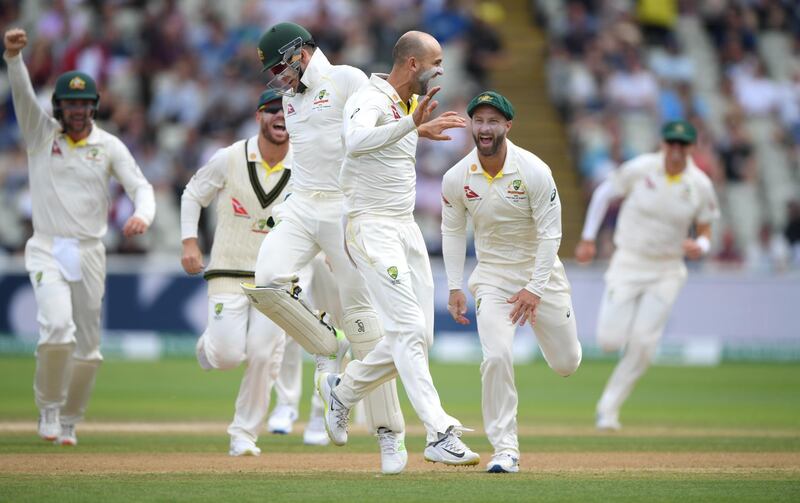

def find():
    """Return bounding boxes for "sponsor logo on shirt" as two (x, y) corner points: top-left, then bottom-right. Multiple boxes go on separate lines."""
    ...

(442, 194), (452, 207)
(464, 185), (481, 200)
(231, 197), (250, 218)
(550, 187), (557, 202)
(51, 141), (63, 157)
(645, 176), (656, 189)
(390, 104), (401, 120)
(286, 103), (296, 116)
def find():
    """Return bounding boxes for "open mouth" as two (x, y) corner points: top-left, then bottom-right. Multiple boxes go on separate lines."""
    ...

(478, 134), (493, 147)
(272, 122), (286, 131)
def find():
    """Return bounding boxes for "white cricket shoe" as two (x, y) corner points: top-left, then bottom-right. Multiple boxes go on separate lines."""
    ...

(486, 452), (519, 473)
(596, 413), (622, 431)
(377, 427), (407, 475)
(267, 404), (298, 435)
(316, 372), (349, 446)
(303, 414), (330, 446)
(38, 407), (60, 441)
(195, 337), (212, 371)
(229, 437), (261, 457)
(56, 423), (77, 446)
(423, 426), (480, 466)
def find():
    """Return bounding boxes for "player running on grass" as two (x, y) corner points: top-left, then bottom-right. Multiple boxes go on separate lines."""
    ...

(441, 91), (582, 473)
(575, 120), (719, 431)
(4, 28), (155, 447)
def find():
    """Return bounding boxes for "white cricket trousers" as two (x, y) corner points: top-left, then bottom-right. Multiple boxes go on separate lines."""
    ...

(255, 191), (372, 316)
(199, 292), (286, 443)
(26, 233), (105, 425)
(471, 264), (582, 456)
(595, 250), (687, 421)
(337, 215), (458, 442)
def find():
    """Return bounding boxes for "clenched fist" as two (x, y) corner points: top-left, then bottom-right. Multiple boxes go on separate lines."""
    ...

(4, 28), (28, 58)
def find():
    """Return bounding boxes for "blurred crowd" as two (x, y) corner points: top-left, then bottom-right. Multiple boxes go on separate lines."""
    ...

(540, 0), (800, 270)
(0, 0), (504, 256)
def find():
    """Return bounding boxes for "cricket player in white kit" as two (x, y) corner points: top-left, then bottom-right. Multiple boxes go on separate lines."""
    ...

(317, 31), (481, 467)
(4, 29), (156, 446)
(181, 90), (299, 456)
(575, 120), (720, 430)
(248, 22), (406, 474)
(442, 91), (582, 473)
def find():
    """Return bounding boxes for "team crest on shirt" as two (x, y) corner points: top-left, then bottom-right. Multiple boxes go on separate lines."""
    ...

(85, 146), (104, 163)
(387, 265), (401, 285)
(464, 185), (481, 200)
(476, 297), (482, 315)
(505, 179), (527, 202)
(231, 197), (250, 218)
(251, 218), (271, 234)
(35, 271), (43, 285)
(312, 89), (332, 111)
(214, 303), (224, 320)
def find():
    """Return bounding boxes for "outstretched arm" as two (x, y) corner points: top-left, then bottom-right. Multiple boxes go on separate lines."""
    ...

(3, 28), (58, 152)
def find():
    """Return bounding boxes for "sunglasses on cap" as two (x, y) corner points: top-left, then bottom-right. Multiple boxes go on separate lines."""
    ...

(258, 103), (283, 114)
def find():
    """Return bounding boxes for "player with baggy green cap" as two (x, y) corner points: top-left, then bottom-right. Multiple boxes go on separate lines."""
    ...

(3, 27), (155, 448)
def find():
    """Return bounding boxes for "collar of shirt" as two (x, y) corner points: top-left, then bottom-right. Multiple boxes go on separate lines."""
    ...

(300, 49), (333, 90)
(656, 150), (699, 184)
(369, 73), (418, 114)
(246, 135), (286, 175)
(467, 139), (518, 182)
(61, 123), (100, 149)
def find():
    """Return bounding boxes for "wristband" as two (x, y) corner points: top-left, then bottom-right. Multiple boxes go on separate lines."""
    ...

(696, 236), (710, 255)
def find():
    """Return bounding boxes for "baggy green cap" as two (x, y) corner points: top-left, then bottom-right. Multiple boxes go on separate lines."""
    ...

(257, 89), (283, 110)
(467, 90), (514, 120)
(52, 71), (99, 102)
(257, 22), (314, 72)
(661, 120), (697, 144)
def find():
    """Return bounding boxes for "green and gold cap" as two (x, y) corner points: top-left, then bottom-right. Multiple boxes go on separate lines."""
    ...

(257, 89), (282, 110)
(661, 120), (697, 144)
(52, 71), (99, 102)
(467, 91), (514, 120)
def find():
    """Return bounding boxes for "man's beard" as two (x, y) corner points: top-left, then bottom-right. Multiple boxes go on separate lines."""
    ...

(415, 67), (439, 95)
(473, 130), (506, 156)
(262, 123), (288, 145)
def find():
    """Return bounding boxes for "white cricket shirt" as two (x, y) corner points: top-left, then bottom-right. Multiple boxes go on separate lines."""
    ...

(441, 141), (564, 297)
(610, 152), (719, 260)
(5, 53), (155, 240)
(340, 73), (419, 218)
(282, 49), (367, 192)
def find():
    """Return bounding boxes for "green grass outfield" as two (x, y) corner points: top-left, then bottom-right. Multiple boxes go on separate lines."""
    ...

(0, 356), (798, 502)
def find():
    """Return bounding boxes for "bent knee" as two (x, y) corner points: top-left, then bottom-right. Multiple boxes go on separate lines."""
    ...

(207, 346), (246, 370)
(38, 318), (76, 346)
(549, 349), (582, 377)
